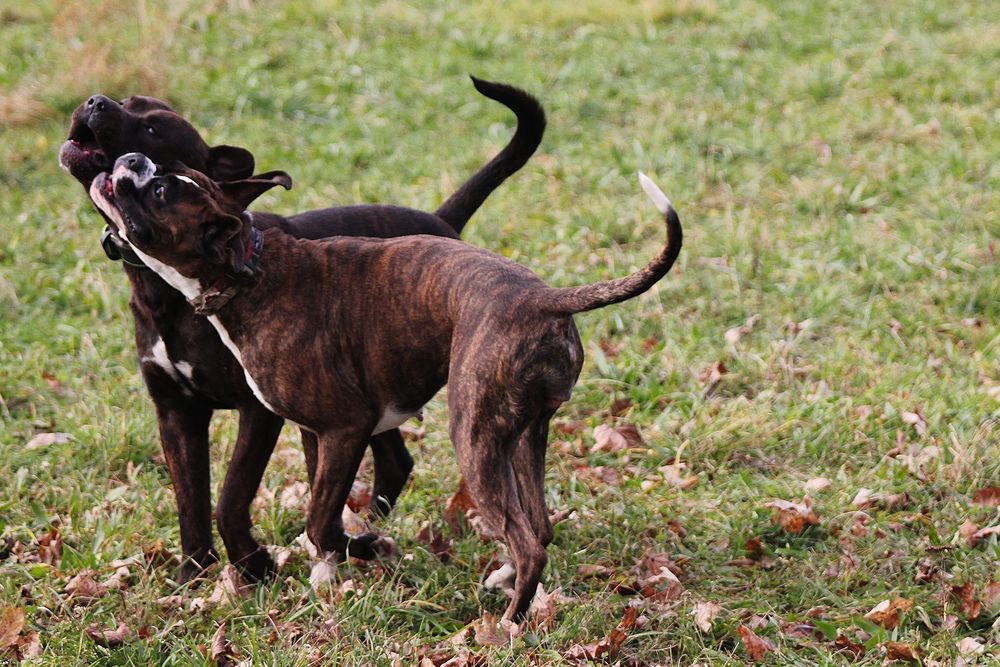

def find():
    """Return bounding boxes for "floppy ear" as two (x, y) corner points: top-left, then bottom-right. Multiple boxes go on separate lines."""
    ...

(200, 213), (245, 275)
(217, 171), (293, 210)
(206, 145), (256, 181)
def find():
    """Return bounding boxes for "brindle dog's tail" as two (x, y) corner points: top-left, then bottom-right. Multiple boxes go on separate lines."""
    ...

(543, 174), (682, 314)
(434, 77), (546, 234)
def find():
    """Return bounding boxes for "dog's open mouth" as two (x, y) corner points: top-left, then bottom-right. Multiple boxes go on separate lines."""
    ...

(67, 121), (107, 163)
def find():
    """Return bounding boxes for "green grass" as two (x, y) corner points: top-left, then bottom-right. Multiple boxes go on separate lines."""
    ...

(2, 0), (1000, 663)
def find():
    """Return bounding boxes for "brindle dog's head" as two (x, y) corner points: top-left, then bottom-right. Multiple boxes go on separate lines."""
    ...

(59, 94), (256, 189)
(89, 153), (290, 285)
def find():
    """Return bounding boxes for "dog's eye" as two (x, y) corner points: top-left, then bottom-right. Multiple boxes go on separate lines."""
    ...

(146, 125), (157, 137)
(154, 184), (165, 200)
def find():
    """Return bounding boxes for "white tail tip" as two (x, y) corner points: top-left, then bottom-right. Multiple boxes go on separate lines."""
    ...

(638, 172), (672, 215)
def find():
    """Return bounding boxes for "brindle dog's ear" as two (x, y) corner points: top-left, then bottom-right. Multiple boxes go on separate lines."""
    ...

(218, 171), (292, 210)
(201, 213), (244, 275)
(206, 145), (256, 181)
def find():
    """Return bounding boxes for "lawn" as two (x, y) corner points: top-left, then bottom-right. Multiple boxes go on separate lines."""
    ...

(1, 0), (999, 664)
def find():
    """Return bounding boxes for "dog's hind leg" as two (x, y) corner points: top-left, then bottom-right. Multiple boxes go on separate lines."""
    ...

(511, 414), (554, 547)
(448, 391), (547, 623)
(217, 403), (285, 581)
(369, 429), (414, 517)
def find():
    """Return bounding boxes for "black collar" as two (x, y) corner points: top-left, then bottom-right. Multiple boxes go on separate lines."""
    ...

(189, 226), (263, 316)
(101, 226), (149, 269)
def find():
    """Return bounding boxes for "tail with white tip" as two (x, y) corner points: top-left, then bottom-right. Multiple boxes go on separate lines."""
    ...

(543, 173), (682, 314)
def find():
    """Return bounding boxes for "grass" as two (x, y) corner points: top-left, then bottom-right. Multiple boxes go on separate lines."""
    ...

(1, 0), (999, 663)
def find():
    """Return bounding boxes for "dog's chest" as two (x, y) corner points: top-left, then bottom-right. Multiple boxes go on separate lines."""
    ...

(140, 337), (199, 395)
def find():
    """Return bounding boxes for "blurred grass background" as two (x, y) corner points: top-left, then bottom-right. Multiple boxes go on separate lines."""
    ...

(1, 0), (999, 663)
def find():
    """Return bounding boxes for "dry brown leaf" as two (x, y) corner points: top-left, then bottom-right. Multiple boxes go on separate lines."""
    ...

(864, 597), (913, 629)
(834, 634), (865, 658)
(956, 636), (985, 658)
(415, 522), (453, 562)
(210, 622), (239, 666)
(65, 572), (107, 603)
(973, 487), (1000, 507)
(737, 624), (776, 662)
(959, 519), (980, 546)
(278, 480), (309, 510)
(529, 584), (571, 625)
(659, 462), (699, 489)
(592, 423), (643, 453)
(443, 479), (476, 532)
(25, 432), (72, 451)
(578, 564), (610, 578)
(952, 582), (981, 619)
(881, 641), (919, 662)
(0, 607), (25, 649)
(37, 527), (63, 566)
(85, 622), (131, 648)
(346, 480), (372, 513)
(724, 314), (759, 346)
(692, 601), (721, 633)
(900, 409), (927, 436)
(764, 497), (820, 534)
(852, 488), (910, 511)
(699, 361), (728, 396)
(804, 478), (832, 493)
(472, 613), (508, 647)
(973, 525), (1000, 544)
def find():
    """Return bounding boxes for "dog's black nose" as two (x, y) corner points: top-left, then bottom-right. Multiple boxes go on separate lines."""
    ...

(87, 94), (112, 113)
(126, 156), (139, 168)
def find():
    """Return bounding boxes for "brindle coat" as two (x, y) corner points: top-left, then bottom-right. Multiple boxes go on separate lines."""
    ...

(58, 78), (545, 582)
(91, 153), (682, 622)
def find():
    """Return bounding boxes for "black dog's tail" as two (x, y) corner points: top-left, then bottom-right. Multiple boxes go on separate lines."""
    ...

(543, 174), (682, 315)
(433, 76), (546, 234)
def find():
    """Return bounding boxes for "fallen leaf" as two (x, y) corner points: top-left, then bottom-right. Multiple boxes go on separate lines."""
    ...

(900, 409), (927, 437)
(959, 519), (980, 546)
(692, 601), (721, 633)
(443, 479), (476, 532)
(16, 631), (41, 659)
(578, 564), (610, 578)
(952, 582), (981, 619)
(0, 607), (25, 648)
(764, 497), (820, 534)
(833, 634), (865, 658)
(737, 624), (776, 662)
(699, 361), (728, 396)
(279, 480), (309, 510)
(659, 461), (699, 489)
(973, 487), (1000, 507)
(852, 488), (910, 511)
(956, 636), (985, 657)
(346, 480), (372, 513)
(592, 423), (643, 453)
(37, 527), (62, 566)
(804, 478), (832, 493)
(724, 314), (760, 346)
(85, 622), (131, 648)
(529, 584), (571, 624)
(881, 641), (919, 662)
(472, 613), (508, 647)
(210, 622), (239, 666)
(25, 432), (72, 451)
(65, 572), (107, 603)
(415, 522), (453, 562)
(864, 597), (913, 629)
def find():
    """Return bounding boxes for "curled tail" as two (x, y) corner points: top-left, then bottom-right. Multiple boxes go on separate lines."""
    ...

(544, 174), (682, 314)
(434, 76), (546, 234)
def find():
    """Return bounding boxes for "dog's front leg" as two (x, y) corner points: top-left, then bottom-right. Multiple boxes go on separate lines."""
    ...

(369, 429), (414, 516)
(216, 402), (285, 581)
(306, 423), (395, 584)
(147, 390), (217, 583)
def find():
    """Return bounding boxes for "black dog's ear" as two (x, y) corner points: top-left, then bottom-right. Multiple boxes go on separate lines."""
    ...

(207, 145), (256, 182)
(201, 213), (244, 274)
(218, 171), (292, 209)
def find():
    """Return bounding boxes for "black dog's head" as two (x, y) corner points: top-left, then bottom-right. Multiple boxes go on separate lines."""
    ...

(59, 94), (256, 188)
(89, 153), (291, 283)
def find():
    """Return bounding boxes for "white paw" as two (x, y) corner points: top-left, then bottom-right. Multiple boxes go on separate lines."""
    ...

(483, 562), (516, 593)
(309, 553), (338, 590)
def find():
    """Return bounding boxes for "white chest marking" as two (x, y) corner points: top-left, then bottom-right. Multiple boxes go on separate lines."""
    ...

(142, 338), (195, 392)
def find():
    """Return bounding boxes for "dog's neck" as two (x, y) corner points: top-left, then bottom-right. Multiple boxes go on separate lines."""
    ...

(188, 222), (264, 315)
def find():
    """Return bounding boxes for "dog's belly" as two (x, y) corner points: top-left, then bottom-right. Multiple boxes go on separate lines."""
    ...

(372, 407), (420, 435)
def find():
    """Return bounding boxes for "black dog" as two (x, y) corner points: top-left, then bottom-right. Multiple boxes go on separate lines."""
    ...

(59, 78), (545, 582)
(91, 153), (680, 621)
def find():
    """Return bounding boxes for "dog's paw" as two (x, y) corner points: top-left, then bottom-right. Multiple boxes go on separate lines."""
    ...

(309, 553), (339, 591)
(176, 549), (220, 585)
(235, 546), (275, 583)
(344, 532), (397, 560)
(483, 562), (517, 593)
